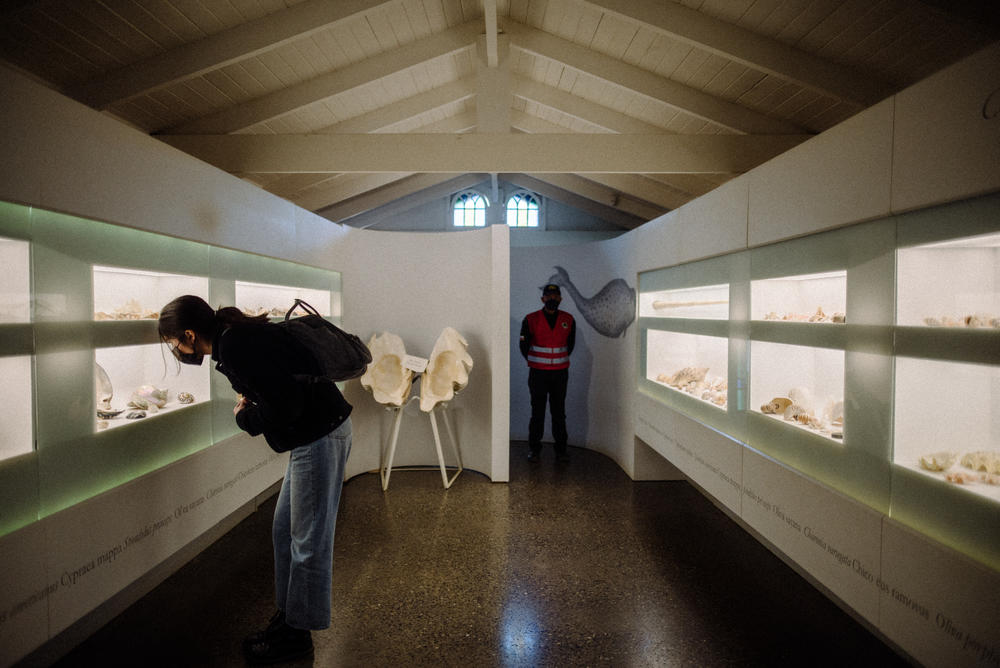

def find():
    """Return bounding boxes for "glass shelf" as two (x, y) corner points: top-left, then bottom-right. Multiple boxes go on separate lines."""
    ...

(235, 280), (332, 318)
(94, 344), (210, 432)
(751, 270), (846, 323)
(645, 330), (729, 409)
(897, 230), (1000, 329)
(1, 237), (30, 323)
(894, 357), (1000, 503)
(0, 355), (33, 460)
(93, 266), (208, 321)
(638, 283), (729, 320)
(750, 341), (845, 443)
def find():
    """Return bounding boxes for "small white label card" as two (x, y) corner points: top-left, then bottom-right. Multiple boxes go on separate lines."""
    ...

(403, 355), (428, 373)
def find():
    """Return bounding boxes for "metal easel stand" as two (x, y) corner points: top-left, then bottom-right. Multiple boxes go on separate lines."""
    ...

(379, 396), (463, 491)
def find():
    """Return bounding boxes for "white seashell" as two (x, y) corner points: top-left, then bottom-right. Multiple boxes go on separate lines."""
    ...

(131, 385), (168, 408)
(359, 332), (413, 406)
(960, 451), (1000, 475)
(919, 451), (956, 472)
(783, 403), (812, 421)
(125, 410), (146, 419)
(419, 327), (473, 412)
(177, 392), (195, 404)
(787, 387), (814, 411)
(823, 399), (844, 424)
(808, 306), (827, 323)
(761, 397), (792, 414)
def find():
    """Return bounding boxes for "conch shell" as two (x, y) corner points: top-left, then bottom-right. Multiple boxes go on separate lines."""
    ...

(359, 332), (413, 406)
(760, 397), (792, 414)
(419, 327), (473, 412)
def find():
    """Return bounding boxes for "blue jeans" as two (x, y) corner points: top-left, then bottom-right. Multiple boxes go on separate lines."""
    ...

(272, 418), (352, 630)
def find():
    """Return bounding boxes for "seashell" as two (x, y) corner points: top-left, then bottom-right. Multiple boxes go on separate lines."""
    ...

(923, 316), (941, 327)
(359, 332), (413, 406)
(667, 367), (708, 388)
(177, 392), (195, 404)
(97, 420), (109, 430)
(981, 473), (1000, 486)
(129, 398), (149, 410)
(940, 316), (961, 327)
(126, 411), (146, 419)
(95, 363), (114, 406)
(919, 451), (956, 472)
(97, 408), (124, 419)
(783, 403), (812, 421)
(831, 312), (846, 323)
(131, 385), (168, 409)
(960, 451), (1000, 475)
(764, 311), (780, 320)
(945, 471), (977, 485)
(808, 306), (827, 323)
(787, 387), (814, 411)
(419, 327), (473, 412)
(760, 397), (792, 414)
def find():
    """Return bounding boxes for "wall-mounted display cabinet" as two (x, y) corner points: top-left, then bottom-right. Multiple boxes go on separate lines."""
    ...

(0, 201), (340, 537)
(637, 192), (1000, 570)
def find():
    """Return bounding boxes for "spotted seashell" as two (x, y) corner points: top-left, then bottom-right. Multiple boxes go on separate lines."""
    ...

(177, 392), (195, 404)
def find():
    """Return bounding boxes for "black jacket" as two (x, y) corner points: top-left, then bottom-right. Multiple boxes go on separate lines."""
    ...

(212, 322), (352, 453)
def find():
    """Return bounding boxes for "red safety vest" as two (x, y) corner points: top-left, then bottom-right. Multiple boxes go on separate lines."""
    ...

(526, 309), (573, 370)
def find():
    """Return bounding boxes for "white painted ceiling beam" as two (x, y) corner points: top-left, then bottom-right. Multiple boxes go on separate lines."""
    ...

(164, 21), (481, 134)
(583, 173), (689, 210)
(476, 36), (512, 133)
(159, 132), (809, 173)
(76, 0), (394, 109)
(502, 173), (647, 230)
(294, 172), (416, 211)
(484, 0), (499, 68)
(583, 0), (887, 107)
(513, 76), (670, 134)
(316, 78), (476, 135)
(317, 173), (486, 224)
(504, 20), (805, 135)
(521, 173), (665, 224)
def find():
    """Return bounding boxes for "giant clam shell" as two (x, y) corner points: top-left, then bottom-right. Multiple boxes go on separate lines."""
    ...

(419, 327), (473, 412)
(359, 332), (413, 406)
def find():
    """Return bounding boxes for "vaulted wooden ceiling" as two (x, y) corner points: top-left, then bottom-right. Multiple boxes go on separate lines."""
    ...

(2, 0), (997, 229)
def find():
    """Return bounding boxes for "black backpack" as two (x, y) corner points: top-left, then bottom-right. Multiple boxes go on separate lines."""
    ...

(278, 299), (372, 381)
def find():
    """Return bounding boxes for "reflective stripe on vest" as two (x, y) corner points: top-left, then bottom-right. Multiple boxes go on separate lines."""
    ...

(525, 309), (572, 370)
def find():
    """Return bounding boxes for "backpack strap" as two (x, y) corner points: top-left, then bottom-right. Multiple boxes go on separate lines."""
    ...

(285, 299), (320, 320)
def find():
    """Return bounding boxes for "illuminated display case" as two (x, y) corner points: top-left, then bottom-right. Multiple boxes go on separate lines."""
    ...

(236, 280), (333, 319)
(638, 253), (749, 438)
(751, 271), (846, 323)
(0, 202), (342, 537)
(890, 194), (1000, 568)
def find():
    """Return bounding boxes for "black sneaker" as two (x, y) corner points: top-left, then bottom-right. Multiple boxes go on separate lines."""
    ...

(244, 623), (313, 665)
(527, 452), (540, 462)
(243, 609), (286, 653)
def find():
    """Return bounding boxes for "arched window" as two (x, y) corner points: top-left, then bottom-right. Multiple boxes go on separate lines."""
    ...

(506, 191), (540, 228)
(452, 191), (489, 227)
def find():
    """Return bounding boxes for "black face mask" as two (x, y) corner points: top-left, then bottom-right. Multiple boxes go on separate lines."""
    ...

(544, 298), (560, 311)
(174, 349), (205, 366)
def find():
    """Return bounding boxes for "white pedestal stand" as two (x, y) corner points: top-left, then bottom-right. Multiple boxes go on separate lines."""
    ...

(379, 395), (463, 491)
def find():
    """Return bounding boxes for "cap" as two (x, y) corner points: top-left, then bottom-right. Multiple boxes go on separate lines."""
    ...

(541, 283), (561, 295)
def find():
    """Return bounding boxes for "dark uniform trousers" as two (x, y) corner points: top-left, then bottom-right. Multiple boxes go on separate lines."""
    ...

(528, 367), (569, 455)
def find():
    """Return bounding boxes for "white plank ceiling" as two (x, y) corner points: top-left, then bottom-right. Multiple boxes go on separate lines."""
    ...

(1, 0), (997, 228)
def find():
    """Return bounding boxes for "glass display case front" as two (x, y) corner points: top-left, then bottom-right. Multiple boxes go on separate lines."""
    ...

(646, 330), (729, 408)
(94, 345), (211, 432)
(750, 341), (844, 442)
(93, 266), (207, 321)
(638, 283), (729, 320)
(1, 237), (30, 323)
(897, 231), (1000, 329)
(235, 280), (332, 318)
(0, 356), (33, 460)
(751, 271), (846, 323)
(894, 357), (999, 501)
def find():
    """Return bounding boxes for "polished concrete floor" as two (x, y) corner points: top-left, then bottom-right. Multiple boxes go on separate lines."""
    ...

(50, 443), (907, 667)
